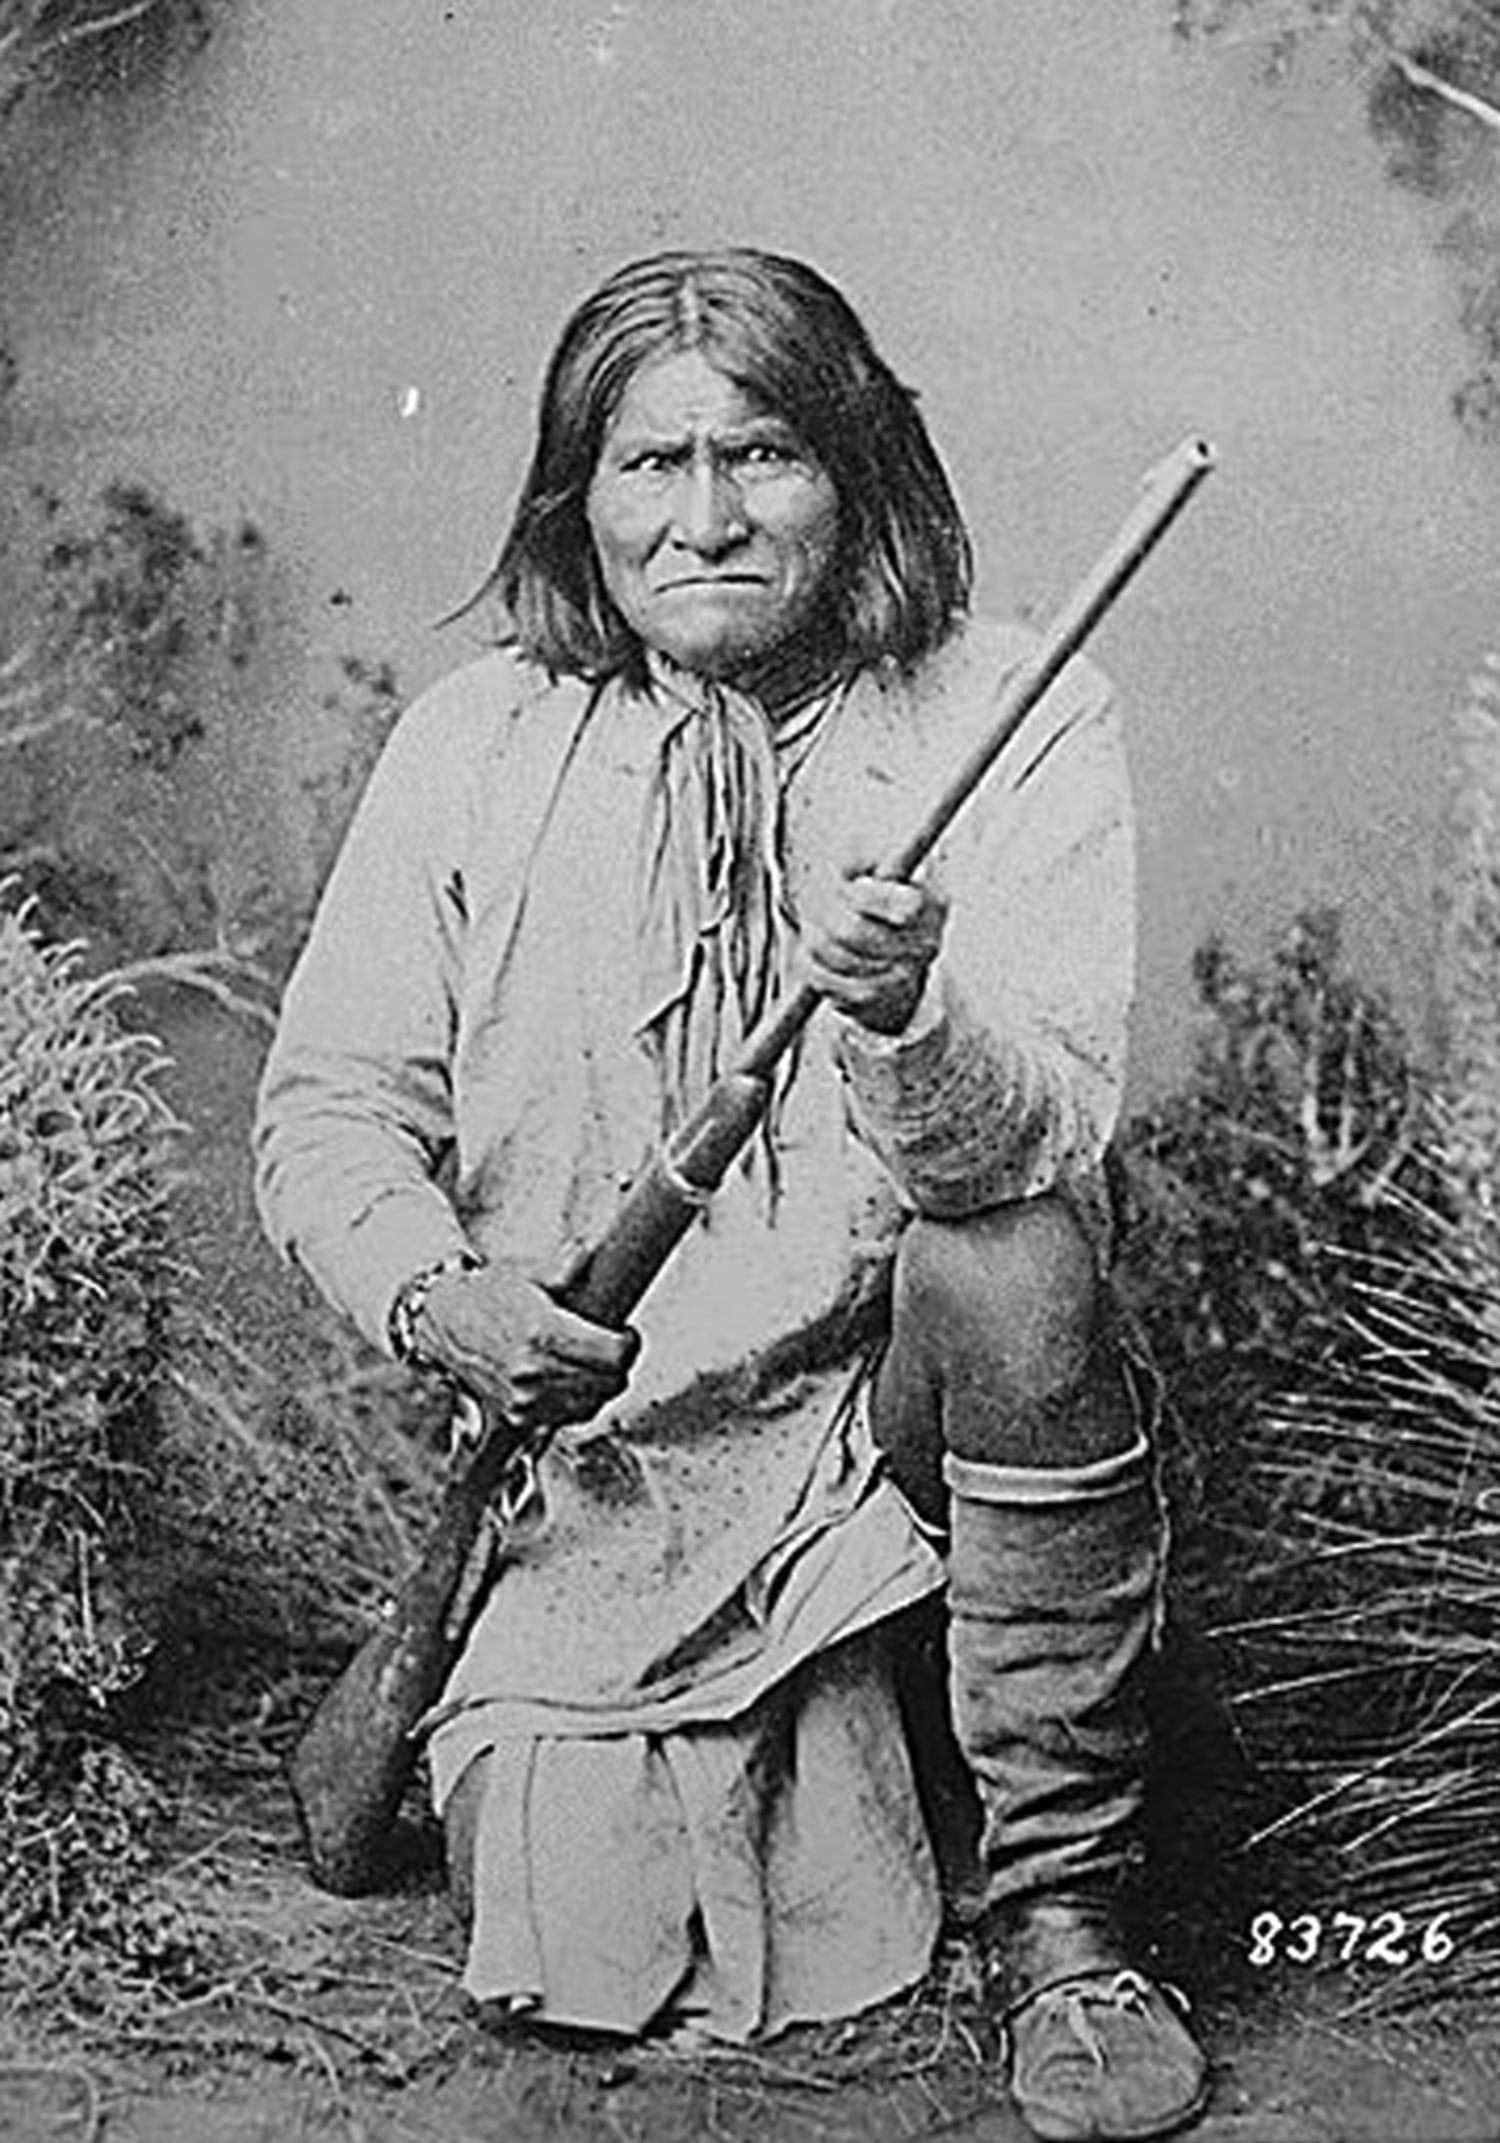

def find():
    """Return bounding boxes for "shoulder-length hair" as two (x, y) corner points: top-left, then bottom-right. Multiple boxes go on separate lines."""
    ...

(466, 247), (973, 683)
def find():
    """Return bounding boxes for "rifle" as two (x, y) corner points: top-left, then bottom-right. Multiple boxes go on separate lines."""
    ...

(287, 436), (1216, 1895)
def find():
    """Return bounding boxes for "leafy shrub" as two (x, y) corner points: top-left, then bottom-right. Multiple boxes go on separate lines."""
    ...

(0, 471), (423, 1650)
(0, 893), (180, 1935)
(1115, 905), (1435, 1611)
(1108, 907), (1464, 1972)
(1119, 910), (1422, 1403)
(1183, 655), (1500, 1986)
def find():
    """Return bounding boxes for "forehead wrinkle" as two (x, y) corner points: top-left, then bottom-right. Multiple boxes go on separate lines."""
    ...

(604, 354), (790, 451)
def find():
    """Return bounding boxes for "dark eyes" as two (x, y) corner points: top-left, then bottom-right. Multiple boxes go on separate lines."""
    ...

(735, 440), (797, 469)
(620, 448), (682, 475)
(619, 440), (802, 476)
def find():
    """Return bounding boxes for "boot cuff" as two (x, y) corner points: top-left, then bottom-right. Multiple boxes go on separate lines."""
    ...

(943, 1434), (1150, 1507)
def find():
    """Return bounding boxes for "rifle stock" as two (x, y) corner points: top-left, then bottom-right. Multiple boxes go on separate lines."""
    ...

(287, 437), (1216, 1895)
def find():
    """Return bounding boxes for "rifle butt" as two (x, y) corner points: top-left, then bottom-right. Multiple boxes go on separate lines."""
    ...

(287, 1448), (510, 1894)
(287, 1621), (436, 1896)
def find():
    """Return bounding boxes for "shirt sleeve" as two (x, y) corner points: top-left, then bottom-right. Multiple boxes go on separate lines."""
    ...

(833, 654), (1134, 1219)
(252, 676), (491, 1353)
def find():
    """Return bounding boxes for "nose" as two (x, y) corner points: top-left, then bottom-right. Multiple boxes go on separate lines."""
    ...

(674, 456), (746, 553)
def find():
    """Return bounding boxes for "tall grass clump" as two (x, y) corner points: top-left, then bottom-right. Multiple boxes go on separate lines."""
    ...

(1180, 655), (1500, 2005)
(1116, 905), (1428, 1581)
(1208, 1153), (1500, 1998)
(0, 892), (180, 1945)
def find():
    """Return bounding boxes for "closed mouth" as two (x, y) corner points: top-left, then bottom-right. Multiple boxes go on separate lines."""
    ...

(658, 573), (769, 590)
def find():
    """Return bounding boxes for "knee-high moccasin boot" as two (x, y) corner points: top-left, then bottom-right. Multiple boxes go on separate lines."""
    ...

(945, 1437), (1208, 2142)
(945, 1434), (1160, 1918)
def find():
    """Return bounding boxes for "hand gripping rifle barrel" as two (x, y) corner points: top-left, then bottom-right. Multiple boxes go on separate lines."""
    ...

(286, 435), (1216, 1895)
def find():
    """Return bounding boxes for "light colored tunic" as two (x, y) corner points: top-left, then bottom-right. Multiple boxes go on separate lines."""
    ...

(253, 617), (1134, 2040)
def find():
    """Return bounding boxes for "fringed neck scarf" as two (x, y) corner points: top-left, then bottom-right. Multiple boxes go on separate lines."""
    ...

(634, 659), (837, 1214)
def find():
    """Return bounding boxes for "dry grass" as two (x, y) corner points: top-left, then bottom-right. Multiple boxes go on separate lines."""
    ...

(1223, 1170), (1500, 1989)
(1196, 653), (1500, 2007)
(151, 1310), (451, 1654)
(0, 1651), (1000, 2143)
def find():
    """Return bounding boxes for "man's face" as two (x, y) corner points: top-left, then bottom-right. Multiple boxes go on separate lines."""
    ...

(585, 349), (841, 679)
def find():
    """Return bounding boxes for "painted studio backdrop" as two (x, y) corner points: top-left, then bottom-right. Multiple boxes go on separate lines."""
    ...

(14, 6), (1500, 2132)
(4, 3), (1493, 1097)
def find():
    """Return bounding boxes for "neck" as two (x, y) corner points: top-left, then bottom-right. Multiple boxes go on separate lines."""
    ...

(642, 619), (846, 726)
(730, 619), (847, 724)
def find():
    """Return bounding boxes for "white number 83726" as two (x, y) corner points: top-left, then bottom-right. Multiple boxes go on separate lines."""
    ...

(1247, 1910), (1456, 1969)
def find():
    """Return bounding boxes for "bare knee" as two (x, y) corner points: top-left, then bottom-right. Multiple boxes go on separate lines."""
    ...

(894, 1194), (1101, 1392)
(884, 1195), (1137, 1472)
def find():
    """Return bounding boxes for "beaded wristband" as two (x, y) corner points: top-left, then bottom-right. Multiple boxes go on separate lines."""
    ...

(387, 1249), (485, 1366)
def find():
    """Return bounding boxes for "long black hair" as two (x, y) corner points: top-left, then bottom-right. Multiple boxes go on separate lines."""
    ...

(467, 247), (973, 683)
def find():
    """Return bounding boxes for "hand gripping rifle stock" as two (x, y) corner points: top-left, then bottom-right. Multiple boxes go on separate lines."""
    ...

(286, 436), (1216, 1895)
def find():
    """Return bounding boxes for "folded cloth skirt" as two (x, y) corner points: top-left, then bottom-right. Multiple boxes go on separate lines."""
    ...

(426, 1362), (948, 2042)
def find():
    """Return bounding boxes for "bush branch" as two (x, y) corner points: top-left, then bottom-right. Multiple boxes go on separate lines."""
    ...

(87, 949), (280, 1032)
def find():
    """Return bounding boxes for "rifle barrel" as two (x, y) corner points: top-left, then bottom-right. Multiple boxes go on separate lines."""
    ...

(735, 435), (1216, 1082)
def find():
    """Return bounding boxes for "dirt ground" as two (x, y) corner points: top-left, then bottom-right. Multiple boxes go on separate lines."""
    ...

(5, 1651), (1500, 2143)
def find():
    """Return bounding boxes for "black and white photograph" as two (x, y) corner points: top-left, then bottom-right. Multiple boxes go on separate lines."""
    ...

(3, 6), (1500, 2139)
